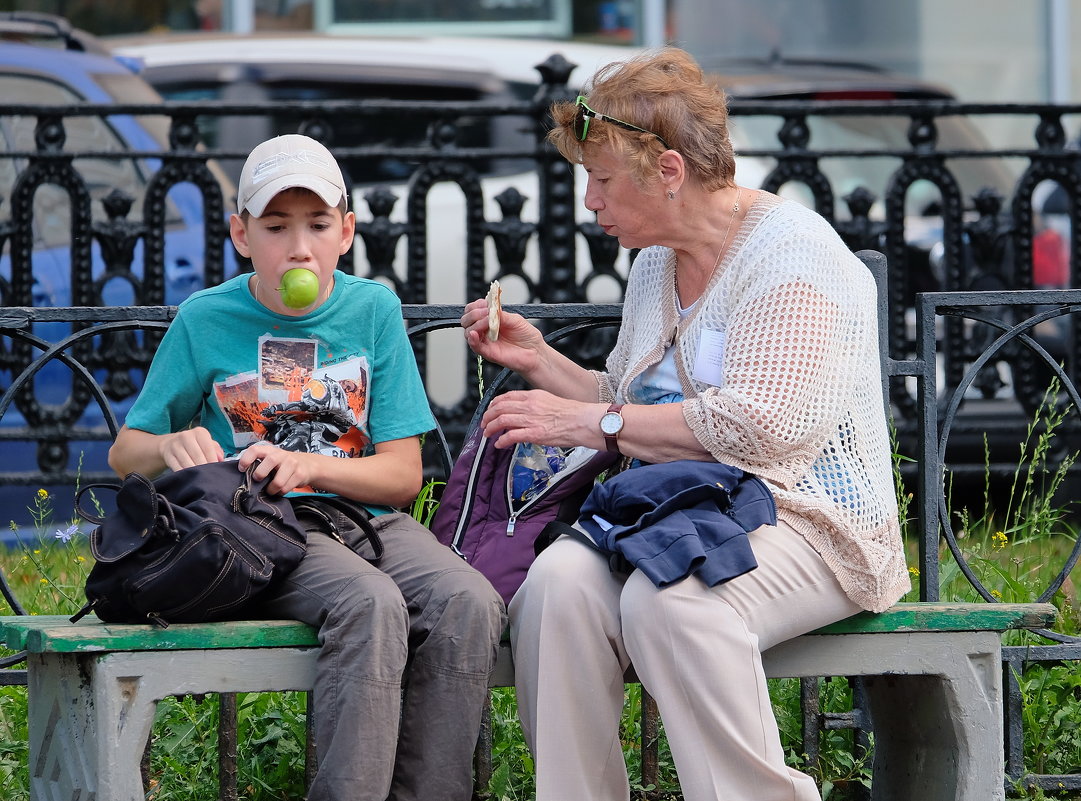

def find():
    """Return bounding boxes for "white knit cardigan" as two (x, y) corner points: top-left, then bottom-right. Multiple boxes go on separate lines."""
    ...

(594, 193), (910, 612)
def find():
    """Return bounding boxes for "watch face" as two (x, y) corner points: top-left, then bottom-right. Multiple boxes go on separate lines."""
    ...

(600, 411), (623, 435)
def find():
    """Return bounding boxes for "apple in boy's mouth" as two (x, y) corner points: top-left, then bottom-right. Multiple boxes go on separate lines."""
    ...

(278, 268), (320, 309)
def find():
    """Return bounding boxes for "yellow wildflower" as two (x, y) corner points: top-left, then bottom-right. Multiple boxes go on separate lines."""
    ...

(36, 489), (48, 500)
(908, 566), (920, 577)
(991, 589), (1002, 599)
(992, 531), (1008, 550)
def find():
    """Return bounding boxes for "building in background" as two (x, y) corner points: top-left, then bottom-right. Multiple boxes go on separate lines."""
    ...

(672, 0), (1078, 147)
(0, 0), (633, 40)
(2, 0), (1078, 130)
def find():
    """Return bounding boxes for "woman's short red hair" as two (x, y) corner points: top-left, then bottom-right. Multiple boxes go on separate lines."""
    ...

(548, 47), (736, 192)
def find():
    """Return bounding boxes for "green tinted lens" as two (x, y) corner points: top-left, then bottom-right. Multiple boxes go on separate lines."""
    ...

(573, 96), (591, 141)
(575, 108), (590, 140)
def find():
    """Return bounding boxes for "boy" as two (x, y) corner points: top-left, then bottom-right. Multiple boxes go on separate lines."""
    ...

(109, 134), (506, 801)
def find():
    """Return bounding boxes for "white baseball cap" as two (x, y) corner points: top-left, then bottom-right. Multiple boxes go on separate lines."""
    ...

(237, 134), (347, 217)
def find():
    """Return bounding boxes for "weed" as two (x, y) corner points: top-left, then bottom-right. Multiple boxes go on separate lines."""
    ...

(409, 477), (444, 528)
(3, 385), (1081, 798)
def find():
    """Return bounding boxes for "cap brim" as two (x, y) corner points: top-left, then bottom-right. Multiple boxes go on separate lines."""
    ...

(240, 174), (344, 217)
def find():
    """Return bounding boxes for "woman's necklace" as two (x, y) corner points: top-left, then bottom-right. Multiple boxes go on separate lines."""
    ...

(673, 186), (742, 308)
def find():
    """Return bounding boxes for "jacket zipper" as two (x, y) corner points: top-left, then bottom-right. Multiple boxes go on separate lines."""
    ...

(450, 432), (490, 555)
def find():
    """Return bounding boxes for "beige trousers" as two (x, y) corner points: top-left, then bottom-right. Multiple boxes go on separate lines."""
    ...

(508, 520), (862, 801)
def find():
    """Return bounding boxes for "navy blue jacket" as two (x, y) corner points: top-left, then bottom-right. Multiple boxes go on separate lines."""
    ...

(578, 461), (775, 588)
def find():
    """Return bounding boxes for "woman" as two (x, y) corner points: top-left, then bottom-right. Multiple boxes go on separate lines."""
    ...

(459, 47), (908, 801)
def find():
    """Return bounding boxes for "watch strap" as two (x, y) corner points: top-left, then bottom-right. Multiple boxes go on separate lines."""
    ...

(603, 403), (624, 454)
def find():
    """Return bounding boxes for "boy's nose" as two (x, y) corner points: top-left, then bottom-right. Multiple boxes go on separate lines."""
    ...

(288, 232), (314, 259)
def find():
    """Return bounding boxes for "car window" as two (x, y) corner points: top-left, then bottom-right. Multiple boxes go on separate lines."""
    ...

(0, 71), (184, 250)
(94, 68), (176, 146)
(148, 72), (533, 184)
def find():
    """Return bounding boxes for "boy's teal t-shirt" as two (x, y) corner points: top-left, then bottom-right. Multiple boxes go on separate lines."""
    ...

(125, 271), (435, 498)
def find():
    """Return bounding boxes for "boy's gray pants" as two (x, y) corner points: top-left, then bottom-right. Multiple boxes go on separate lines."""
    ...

(259, 508), (506, 801)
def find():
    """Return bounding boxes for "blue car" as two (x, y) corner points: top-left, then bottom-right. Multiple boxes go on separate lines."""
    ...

(0, 15), (236, 534)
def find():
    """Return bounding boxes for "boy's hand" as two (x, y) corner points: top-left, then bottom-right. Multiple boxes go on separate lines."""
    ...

(238, 443), (313, 495)
(161, 427), (224, 471)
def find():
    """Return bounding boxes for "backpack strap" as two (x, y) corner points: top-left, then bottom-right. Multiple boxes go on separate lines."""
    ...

(74, 482), (121, 525)
(69, 598), (97, 624)
(536, 520), (632, 576)
(290, 496), (384, 564)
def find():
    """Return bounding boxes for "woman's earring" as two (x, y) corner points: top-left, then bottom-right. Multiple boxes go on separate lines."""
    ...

(667, 190), (675, 200)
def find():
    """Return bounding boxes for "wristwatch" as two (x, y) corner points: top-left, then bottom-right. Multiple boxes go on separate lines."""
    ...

(599, 403), (625, 454)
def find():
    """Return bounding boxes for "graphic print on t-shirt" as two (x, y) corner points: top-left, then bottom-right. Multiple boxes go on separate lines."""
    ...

(213, 371), (266, 440)
(258, 335), (318, 405)
(212, 333), (371, 459)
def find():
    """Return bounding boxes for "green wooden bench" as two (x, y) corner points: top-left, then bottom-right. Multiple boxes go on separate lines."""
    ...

(0, 258), (1071, 799)
(0, 602), (1055, 801)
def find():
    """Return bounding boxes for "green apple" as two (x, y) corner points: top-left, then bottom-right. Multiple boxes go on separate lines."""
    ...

(277, 268), (320, 309)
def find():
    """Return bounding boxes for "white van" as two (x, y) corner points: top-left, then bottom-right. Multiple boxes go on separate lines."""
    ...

(106, 35), (641, 291)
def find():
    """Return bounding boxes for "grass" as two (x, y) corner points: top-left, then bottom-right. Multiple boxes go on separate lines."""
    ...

(3, 393), (1081, 800)
(911, 386), (1081, 632)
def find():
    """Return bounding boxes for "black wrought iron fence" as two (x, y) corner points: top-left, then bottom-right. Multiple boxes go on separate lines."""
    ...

(3, 291), (1081, 796)
(2, 53), (1081, 488)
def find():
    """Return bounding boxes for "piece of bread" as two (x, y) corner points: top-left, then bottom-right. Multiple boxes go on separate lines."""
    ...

(486, 279), (502, 341)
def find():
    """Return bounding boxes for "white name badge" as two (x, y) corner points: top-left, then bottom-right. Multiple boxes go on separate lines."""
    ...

(691, 328), (726, 387)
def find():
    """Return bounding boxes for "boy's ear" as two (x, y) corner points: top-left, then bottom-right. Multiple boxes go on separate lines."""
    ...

(339, 210), (356, 256)
(230, 214), (251, 258)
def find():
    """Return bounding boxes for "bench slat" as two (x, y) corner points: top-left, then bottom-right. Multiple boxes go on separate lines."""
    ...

(0, 616), (318, 653)
(814, 602), (1057, 634)
(0, 602), (1057, 655)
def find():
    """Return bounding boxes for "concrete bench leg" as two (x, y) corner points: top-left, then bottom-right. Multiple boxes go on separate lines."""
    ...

(27, 652), (139, 801)
(26, 649), (317, 801)
(863, 672), (1001, 801)
(764, 630), (1004, 801)
(861, 634), (1003, 801)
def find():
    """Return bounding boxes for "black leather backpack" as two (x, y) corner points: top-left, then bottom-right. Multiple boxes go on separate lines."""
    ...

(71, 460), (307, 628)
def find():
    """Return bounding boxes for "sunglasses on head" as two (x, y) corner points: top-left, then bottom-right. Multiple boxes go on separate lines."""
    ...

(573, 95), (669, 149)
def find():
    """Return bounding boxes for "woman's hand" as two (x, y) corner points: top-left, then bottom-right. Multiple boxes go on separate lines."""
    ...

(461, 297), (604, 403)
(461, 298), (547, 375)
(480, 389), (601, 450)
